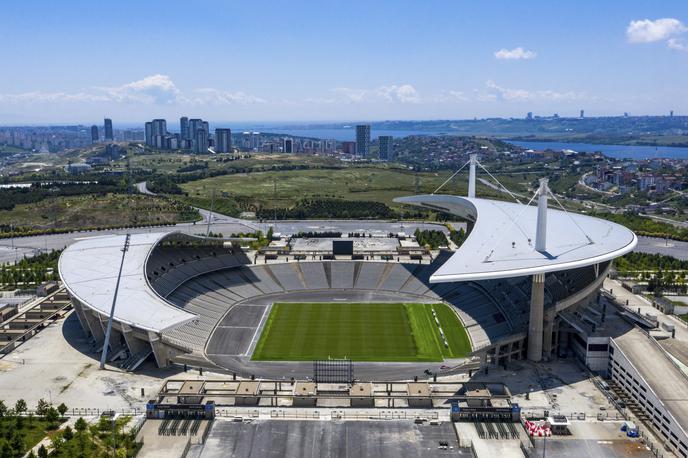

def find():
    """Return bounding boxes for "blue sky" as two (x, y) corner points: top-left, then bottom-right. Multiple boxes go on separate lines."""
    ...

(0, 0), (686, 123)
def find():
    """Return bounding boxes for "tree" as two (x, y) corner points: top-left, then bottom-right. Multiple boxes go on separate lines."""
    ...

(36, 399), (49, 417)
(74, 417), (87, 433)
(0, 400), (6, 418)
(37, 445), (48, 458)
(62, 425), (74, 441)
(14, 399), (27, 416)
(45, 407), (60, 427)
(9, 433), (24, 454)
(57, 403), (68, 418)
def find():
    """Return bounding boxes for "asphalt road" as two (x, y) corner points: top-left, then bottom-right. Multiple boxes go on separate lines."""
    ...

(634, 236), (688, 260)
(194, 420), (466, 458)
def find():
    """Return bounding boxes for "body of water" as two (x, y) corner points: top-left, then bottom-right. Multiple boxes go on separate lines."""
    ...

(508, 140), (688, 160)
(240, 127), (440, 142)
(239, 127), (688, 160)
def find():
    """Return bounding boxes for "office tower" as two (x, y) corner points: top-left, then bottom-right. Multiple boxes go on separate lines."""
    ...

(202, 121), (209, 134)
(283, 138), (294, 154)
(90, 125), (99, 143)
(378, 136), (393, 161)
(580, 110), (584, 119)
(195, 128), (208, 153)
(180, 117), (189, 139)
(670, 110), (674, 117)
(104, 118), (113, 140)
(355, 124), (371, 157)
(215, 128), (232, 153)
(526, 112), (533, 120)
(145, 122), (152, 145)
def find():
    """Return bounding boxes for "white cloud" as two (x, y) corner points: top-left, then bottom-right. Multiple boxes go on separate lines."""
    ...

(329, 84), (420, 104)
(104, 74), (181, 104)
(0, 91), (109, 104)
(332, 87), (368, 103)
(494, 47), (537, 60)
(375, 84), (420, 103)
(191, 88), (266, 105)
(668, 38), (688, 51)
(0, 75), (265, 106)
(483, 80), (590, 102)
(626, 18), (687, 44)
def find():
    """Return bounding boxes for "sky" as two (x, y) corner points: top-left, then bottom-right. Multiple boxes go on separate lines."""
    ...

(0, 0), (686, 124)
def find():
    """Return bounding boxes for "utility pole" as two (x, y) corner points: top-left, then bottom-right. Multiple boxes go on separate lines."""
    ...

(100, 234), (130, 370)
(273, 178), (277, 232)
(206, 189), (215, 237)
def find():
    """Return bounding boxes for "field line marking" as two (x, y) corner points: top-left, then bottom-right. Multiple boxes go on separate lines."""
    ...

(244, 303), (272, 357)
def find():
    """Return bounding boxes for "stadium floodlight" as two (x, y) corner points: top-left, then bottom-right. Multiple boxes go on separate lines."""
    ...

(99, 234), (130, 370)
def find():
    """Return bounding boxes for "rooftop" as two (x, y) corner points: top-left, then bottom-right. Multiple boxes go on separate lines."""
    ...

(395, 195), (637, 282)
(58, 232), (196, 333)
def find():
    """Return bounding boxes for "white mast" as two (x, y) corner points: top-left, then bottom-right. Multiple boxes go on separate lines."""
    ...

(535, 178), (548, 252)
(467, 153), (477, 198)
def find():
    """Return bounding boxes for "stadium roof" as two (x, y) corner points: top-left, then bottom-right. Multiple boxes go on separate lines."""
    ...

(395, 195), (637, 282)
(59, 232), (196, 333)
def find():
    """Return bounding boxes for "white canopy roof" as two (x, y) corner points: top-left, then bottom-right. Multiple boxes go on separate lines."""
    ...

(395, 195), (637, 282)
(59, 232), (196, 333)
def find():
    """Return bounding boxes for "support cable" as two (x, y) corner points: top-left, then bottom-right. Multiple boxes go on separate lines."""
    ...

(432, 159), (470, 195)
(547, 190), (595, 244)
(484, 189), (539, 262)
(476, 160), (523, 205)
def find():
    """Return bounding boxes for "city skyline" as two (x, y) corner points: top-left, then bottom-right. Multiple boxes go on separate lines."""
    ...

(0, 1), (686, 123)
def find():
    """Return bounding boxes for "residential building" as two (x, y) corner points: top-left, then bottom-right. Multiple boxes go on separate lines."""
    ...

(283, 138), (294, 154)
(144, 122), (152, 146)
(194, 128), (208, 153)
(356, 125), (370, 157)
(215, 128), (232, 153)
(180, 117), (189, 140)
(104, 118), (113, 140)
(378, 136), (393, 161)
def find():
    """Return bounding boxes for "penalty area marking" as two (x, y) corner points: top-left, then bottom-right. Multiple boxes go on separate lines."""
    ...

(244, 303), (272, 357)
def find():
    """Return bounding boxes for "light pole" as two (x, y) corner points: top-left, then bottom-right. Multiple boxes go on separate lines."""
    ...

(100, 234), (130, 369)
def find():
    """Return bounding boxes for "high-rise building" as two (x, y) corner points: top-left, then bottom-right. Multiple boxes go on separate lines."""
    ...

(526, 112), (533, 120)
(145, 122), (152, 146)
(283, 138), (294, 154)
(151, 119), (167, 137)
(90, 125), (99, 143)
(580, 110), (584, 119)
(355, 124), (370, 157)
(195, 128), (208, 153)
(104, 118), (113, 140)
(378, 136), (393, 161)
(215, 128), (232, 153)
(180, 117), (189, 139)
(188, 118), (203, 141)
(670, 110), (674, 117)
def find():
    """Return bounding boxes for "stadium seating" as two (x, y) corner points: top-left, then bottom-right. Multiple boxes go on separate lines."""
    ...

(147, 247), (605, 355)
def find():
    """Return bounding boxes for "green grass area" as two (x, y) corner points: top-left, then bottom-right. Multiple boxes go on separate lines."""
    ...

(0, 193), (200, 231)
(251, 302), (471, 362)
(180, 166), (523, 210)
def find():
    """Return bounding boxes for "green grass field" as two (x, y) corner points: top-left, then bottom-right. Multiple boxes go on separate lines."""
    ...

(251, 302), (471, 362)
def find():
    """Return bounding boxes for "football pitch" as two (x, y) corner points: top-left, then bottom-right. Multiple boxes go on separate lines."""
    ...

(251, 302), (471, 362)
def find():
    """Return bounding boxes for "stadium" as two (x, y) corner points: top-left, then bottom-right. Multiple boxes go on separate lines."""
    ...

(58, 168), (637, 380)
